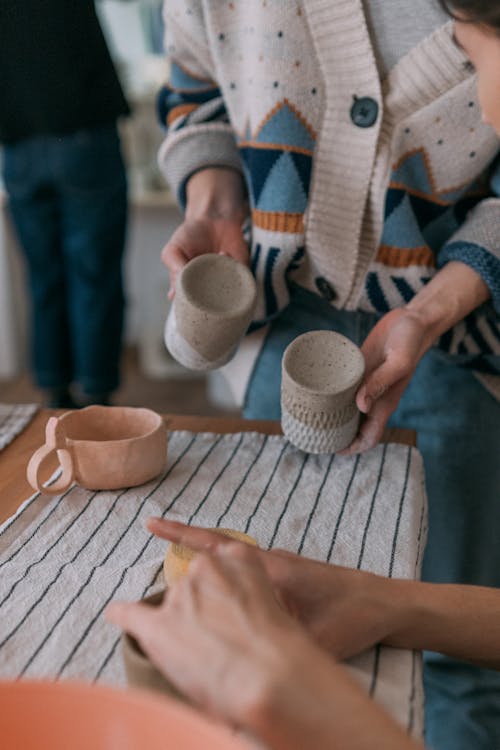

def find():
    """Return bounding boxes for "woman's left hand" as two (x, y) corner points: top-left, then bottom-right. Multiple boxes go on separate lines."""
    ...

(341, 308), (431, 454)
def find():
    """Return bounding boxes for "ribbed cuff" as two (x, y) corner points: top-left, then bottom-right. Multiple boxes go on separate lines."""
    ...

(439, 241), (500, 313)
(158, 125), (243, 209)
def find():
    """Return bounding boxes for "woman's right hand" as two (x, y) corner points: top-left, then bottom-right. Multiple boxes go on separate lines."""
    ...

(106, 538), (421, 750)
(161, 167), (249, 298)
(145, 519), (398, 662)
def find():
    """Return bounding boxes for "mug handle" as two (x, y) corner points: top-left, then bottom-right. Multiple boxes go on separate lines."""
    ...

(26, 416), (74, 495)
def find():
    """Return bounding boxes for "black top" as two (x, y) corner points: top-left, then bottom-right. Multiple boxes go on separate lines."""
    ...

(0, 0), (130, 143)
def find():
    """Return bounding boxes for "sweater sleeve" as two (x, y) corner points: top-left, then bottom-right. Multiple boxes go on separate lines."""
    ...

(437, 158), (500, 313)
(157, 2), (243, 207)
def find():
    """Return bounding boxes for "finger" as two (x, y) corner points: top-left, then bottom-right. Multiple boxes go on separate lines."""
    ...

(339, 413), (384, 455)
(161, 243), (188, 296)
(341, 390), (398, 455)
(219, 238), (250, 266)
(105, 600), (157, 641)
(147, 518), (237, 553)
(356, 356), (412, 413)
(161, 240), (189, 273)
(213, 543), (292, 614)
(339, 420), (381, 455)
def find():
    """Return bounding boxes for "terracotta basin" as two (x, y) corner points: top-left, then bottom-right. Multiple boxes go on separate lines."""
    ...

(0, 680), (251, 749)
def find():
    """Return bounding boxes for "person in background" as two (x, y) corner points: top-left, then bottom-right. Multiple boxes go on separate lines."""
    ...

(107, 519), (500, 750)
(0, 1), (129, 408)
(440, 1), (500, 134)
(156, 2), (500, 746)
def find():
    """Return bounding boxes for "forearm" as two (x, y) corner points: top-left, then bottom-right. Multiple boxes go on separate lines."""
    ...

(245, 634), (421, 750)
(404, 260), (490, 350)
(185, 167), (247, 222)
(383, 579), (500, 669)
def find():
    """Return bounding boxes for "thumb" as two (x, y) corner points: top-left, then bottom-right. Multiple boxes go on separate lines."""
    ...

(357, 355), (412, 413)
(218, 235), (249, 266)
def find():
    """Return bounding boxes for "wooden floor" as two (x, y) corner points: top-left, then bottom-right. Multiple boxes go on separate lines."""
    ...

(0, 346), (238, 417)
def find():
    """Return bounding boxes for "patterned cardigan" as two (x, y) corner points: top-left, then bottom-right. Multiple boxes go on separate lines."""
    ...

(157, 0), (500, 400)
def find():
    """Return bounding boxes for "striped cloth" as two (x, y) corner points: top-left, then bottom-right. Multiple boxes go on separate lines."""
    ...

(0, 430), (427, 737)
(0, 403), (38, 451)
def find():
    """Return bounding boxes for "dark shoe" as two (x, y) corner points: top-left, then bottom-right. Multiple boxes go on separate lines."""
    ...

(44, 387), (78, 410)
(74, 392), (112, 408)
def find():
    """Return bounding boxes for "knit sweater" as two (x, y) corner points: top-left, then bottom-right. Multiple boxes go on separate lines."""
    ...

(157, 0), (500, 401)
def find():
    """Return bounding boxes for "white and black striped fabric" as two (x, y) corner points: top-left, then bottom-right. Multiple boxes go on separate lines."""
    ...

(0, 430), (427, 736)
(0, 403), (38, 451)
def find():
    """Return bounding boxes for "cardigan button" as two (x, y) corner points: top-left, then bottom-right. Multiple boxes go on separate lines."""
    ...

(350, 96), (379, 128)
(315, 277), (337, 302)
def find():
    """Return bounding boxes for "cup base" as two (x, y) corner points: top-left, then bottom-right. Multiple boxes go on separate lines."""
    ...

(164, 309), (235, 372)
(281, 407), (360, 454)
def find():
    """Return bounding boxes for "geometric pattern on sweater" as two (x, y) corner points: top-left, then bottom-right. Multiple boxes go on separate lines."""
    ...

(157, 2), (500, 381)
(239, 99), (315, 232)
(362, 147), (491, 315)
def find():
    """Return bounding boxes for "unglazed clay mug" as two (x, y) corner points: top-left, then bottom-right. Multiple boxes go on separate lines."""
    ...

(26, 406), (167, 494)
(122, 590), (185, 700)
(164, 254), (257, 371)
(281, 331), (365, 454)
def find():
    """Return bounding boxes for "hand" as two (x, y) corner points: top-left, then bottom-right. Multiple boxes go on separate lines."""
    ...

(342, 308), (432, 455)
(142, 519), (397, 662)
(162, 167), (249, 298)
(106, 541), (306, 726)
(107, 525), (422, 750)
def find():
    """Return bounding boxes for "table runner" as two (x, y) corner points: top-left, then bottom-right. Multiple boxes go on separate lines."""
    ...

(0, 403), (38, 451)
(0, 430), (427, 736)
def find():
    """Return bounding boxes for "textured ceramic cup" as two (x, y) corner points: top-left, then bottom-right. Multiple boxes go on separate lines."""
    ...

(281, 331), (365, 454)
(122, 590), (184, 700)
(26, 406), (167, 494)
(165, 254), (257, 371)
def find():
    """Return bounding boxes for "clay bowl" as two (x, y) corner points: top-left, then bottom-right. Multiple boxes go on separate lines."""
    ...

(121, 590), (183, 700)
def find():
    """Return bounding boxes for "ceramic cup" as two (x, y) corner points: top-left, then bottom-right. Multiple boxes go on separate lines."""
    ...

(122, 590), (185, 700)
(26, 405), (167, 494)
(281, 330), (365, 454)
(164, 254), (257, 371)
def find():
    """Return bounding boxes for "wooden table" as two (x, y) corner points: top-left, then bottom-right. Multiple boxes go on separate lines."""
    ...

(0, 409), (415, 526)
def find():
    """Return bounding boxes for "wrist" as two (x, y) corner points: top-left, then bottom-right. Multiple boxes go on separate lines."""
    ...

(379, 579), (432, 650)
(404, 260), (490, 347)
(398, 305), (441, 356)
(240, 632), (337, 750)
(185, 167), (247, 223)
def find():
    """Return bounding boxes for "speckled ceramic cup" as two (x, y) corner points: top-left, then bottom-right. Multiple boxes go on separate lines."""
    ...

(122, 590), (185, 700)
(281, 331), (365, 454)
(165, 254), (257, 371)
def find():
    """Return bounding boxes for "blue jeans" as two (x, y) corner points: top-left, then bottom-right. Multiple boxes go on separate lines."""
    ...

(2, 124), (127, 396)
(245, 285), (500, 749)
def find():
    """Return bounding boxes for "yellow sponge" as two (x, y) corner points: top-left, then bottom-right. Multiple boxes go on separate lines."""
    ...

(163, 528), (258, 586)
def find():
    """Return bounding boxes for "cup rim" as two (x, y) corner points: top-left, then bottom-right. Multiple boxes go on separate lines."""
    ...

(59, 406), (164, 446)
(282, 331), (365, 396)
(179, 255), (256, 319)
